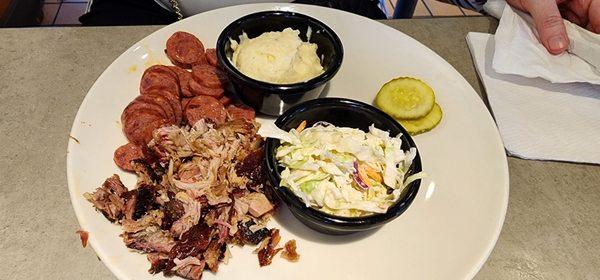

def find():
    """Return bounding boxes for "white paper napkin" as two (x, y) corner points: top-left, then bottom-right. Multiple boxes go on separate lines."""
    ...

(483, 0), (600, 84)
(467, 32), (600, 164)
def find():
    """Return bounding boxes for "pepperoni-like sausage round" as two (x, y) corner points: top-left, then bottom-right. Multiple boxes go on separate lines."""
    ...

(122, 110), (161, 131)
(140, 65), (180, 97)
(166, 32), (205, 68)
(185, 96), (227, 126)
(125, 117), (169, 145)
(226, 104), (255, 121)
(181, 97), (192, 110)
(169, 66), (194, 97)
(123, 113), (166, 145)
(134, 94), (176, 124)
(122, 99), (166, 126)
(189, 78), (225, 98)
(192, 53), (208, 66)
(191, 64), (227, 89)
(114, 143), (145, 171)
(205, 49), (218, 67)
(143, 90), (182, 125)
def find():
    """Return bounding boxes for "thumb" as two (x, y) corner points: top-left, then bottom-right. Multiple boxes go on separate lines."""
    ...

(522, 0), (570, 54)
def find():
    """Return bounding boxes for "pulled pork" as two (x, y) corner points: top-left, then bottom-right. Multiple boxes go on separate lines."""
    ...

(85, 120), (278, 280)
(281, 239), (300, 262)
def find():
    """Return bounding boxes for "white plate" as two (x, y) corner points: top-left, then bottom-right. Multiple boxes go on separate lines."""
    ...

(67, 4), (509, 280)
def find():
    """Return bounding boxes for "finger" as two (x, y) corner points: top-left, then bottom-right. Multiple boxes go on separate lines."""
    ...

(505, 0), (526, 11)
(522, 0), (570, 54)
(563, 0), (591, 26)
(506, 0), (570, 13)
(588, 0), (600, 33)
(560, 6), (583, 25)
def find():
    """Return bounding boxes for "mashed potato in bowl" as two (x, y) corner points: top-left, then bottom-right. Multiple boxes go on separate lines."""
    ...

(229, 28), (324, 84)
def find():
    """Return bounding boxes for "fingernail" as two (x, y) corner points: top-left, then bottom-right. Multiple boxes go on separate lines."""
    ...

(548, 36), (567, 52)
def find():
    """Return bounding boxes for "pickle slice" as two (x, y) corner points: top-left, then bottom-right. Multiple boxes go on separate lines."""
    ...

(375, 77), (435, 119)
(397, 103), (443, 135)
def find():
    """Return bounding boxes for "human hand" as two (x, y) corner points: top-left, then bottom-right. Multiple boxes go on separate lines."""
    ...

(506, 0), (600, 55)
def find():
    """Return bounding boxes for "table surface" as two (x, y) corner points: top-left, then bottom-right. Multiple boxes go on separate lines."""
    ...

(1, 16), (599, 280)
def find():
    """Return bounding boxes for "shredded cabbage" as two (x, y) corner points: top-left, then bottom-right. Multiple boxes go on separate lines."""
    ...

(259, 122), (423, 217)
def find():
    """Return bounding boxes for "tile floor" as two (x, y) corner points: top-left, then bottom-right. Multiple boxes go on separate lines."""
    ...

(41, 1), (89, 26)
(383, 0), (482, 18)
(41, 0), (481, 26)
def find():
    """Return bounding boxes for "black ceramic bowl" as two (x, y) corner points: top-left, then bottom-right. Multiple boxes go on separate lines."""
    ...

(265, 98), (422, 235)
(216, 11), (344, 116)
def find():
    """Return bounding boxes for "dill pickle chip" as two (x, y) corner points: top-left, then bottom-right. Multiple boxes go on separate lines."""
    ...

(397, 103), (443, 135)
(375, 77), (435, 119)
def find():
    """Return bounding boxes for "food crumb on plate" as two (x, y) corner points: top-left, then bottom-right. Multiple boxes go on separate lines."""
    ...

(69, 135), (80, 144)
(256, 229), (283, 267)
(76, 230), (89, 248)
(128, 65), (137, 73)
(281, 239), (300, 262)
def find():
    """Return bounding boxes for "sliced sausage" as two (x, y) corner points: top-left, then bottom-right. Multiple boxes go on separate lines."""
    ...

(125, 117), (169, 145)
(189, 78), (224, 98)
(140, 118), (169, 145)
(123, 113), (165, 145)
(122, 99), (166, 125)
(165, 31), (205, 68)
(181, 97), (192, 110)
(185, 96), (227, 126)
(205, 49), (218, 67)
(140, 65), (180, 97)
(191, 64), (227, 89)
(169, 66), (194, 97)
(192, 53), (208, 66)
(226, 104), (255, 121)
(114, 143), (145, 171)
(134, 94), (176, 124)
(143, 90), (182, 125)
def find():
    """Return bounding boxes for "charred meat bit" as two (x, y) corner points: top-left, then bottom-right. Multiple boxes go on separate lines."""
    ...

(237, 220), (269, 245)
(203, 240), (225, 272)
(172, 257), (205, 280)
(76, 230), (89, 248)
(122, 210), (164, 233)
(123, 226), (176, 253)
(85, 174), (128, 222)
(147, 253), (172, 274)
(132, 160), (162, 184)
(161, 200), (185, 230)
(133, 184), (159, 220)
(236, 148), (267, 190)
(280, 239), (300, 262)
(257, 229), (283, 267)
(169, 223), (212, 260)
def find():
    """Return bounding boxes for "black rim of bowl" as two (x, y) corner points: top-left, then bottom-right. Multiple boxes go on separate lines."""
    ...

(265, 98), (422, 227)
(216, 11), (344, 92)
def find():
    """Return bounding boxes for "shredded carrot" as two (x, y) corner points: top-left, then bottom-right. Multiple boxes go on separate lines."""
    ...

(296, 120), (307, 133)
(364, 164), (383, 183)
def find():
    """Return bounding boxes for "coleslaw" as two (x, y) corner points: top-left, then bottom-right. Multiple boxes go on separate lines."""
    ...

(259, 121), (425, 217)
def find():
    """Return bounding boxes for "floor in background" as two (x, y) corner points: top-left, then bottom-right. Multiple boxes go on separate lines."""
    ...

(41, 0), (89, 26)
(384, 0), (482, 18)
(41, 0), (482, 26)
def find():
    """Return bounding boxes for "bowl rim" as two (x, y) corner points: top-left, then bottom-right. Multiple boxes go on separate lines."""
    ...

(216, 10), (344, 92)
(264, 97), (422, 228)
